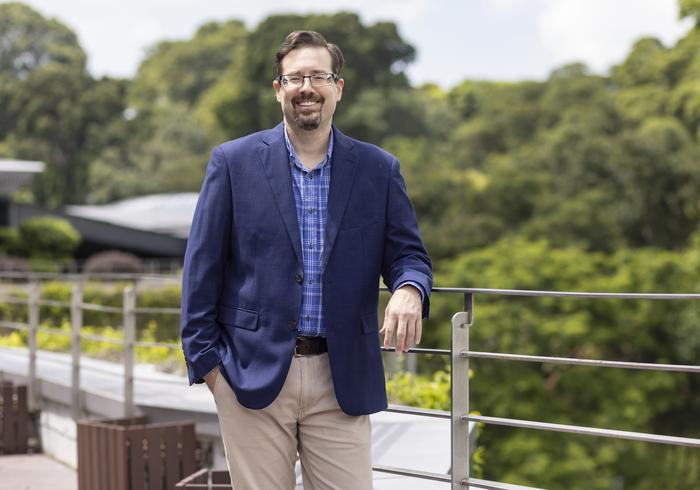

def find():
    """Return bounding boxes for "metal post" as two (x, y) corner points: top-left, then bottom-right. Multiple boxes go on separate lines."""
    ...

(451, 293), (474, 488)
(27, 281), (40, 411)
(123, 286), (136, 418)
(70, 282), (83, 420)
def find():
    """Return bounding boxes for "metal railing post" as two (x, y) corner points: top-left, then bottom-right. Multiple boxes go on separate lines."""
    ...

(451, 293), (474, 488)
(70, 282), (83, 420)
(123, 286), (136, 418)
(27, 281), (40, 411)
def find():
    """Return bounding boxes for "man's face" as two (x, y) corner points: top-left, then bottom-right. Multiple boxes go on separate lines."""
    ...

(273, 46), (344, 132)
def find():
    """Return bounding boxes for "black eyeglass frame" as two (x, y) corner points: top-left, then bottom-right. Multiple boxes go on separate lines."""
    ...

(277, 73), (339, 87)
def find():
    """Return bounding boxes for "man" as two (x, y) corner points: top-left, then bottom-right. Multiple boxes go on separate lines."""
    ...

(181, 30), (432, 489)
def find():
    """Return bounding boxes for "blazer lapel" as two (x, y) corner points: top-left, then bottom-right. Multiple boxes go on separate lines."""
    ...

(260, 123), (303, 266)
(322, 127), (359, 272)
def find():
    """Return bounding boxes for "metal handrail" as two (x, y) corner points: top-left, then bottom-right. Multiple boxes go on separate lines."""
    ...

(0, 320), (30, 331)
(38, 299), (70, 308)
(464, 350), (700, 373)
(464, 414), (700, 448)
(431, 286), (700, 299)
(80, 302), (122, 313)
(2, 274), (699, 489)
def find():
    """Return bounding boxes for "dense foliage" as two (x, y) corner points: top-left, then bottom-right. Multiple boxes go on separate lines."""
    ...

(1, 1), (700, 488)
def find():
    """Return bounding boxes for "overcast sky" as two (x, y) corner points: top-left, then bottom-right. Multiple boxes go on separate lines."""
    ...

(7, 0), (695, 88)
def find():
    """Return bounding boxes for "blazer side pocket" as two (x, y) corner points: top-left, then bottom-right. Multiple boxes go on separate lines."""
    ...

(217, 306), (260, 331)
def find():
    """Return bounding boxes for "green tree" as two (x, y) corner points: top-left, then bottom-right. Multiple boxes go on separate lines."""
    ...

(0, 2), (86, 80)
(128, 20), (248, 110)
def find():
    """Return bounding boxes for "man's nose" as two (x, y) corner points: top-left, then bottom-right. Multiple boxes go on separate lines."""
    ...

(299, 77), (315, 92)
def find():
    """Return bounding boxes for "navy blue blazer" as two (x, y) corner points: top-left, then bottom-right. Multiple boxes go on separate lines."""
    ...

(180, 123), (432, 415)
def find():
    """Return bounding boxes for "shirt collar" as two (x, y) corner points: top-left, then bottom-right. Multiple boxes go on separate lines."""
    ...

(283, 123), (334, 170)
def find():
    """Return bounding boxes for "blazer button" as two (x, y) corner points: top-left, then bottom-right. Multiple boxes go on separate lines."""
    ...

(288, 320), (297, 331)
(295, 274), (303, 284)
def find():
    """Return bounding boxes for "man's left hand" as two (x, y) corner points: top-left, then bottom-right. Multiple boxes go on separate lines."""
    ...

(379, 285), (422, 354)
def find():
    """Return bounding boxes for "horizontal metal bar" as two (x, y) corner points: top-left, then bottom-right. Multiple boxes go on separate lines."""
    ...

(372, 465), (544, 490)
(133, 340), (180, 349)
(464, 351), (700, 374)
(81, 333), (125, 345)
(381, 346), (450, 356)
(430, 287), (700, 300)
(37, 327), (72, 337)
(0, 271), (178, 281)
(80, 302), (123, 314)
(372, 464), (450, 482)
(465, 415), (700, 448)
(0, 320), (29, 331)
(133, 306), (180, 314)
(38, 299), (70, 308)
(468, 478), (547, 490)
(386, 403), (450, 419)
(0, 295), (28, 304)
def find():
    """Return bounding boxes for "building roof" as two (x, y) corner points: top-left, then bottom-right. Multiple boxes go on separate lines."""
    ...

(66, 193), (198, 239)
(0, 159), (45, 196)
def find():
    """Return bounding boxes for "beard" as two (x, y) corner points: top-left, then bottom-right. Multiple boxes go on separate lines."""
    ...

(289, 93), (324, 131)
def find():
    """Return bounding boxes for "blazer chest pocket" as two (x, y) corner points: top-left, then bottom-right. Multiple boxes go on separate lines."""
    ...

(217, 306), (260, 331)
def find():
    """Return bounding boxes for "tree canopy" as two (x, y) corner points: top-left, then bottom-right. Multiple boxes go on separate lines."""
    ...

(1, 2), (699, 487)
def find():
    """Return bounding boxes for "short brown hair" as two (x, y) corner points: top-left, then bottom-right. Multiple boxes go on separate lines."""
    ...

(274, 31), (344, 78)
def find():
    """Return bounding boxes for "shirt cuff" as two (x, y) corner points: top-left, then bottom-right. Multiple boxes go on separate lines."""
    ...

(396, 281), (425, 302)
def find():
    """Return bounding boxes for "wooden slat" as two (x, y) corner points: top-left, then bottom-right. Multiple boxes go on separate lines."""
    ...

(76, 422), (86, 490)
(180, 424), (197, 478)
(15, 385), (28, 453)
(89, 423), (100, 490)
(164, 426), (178, 489)
(2, 383), (14, 453)
(128, 426), (145, 490)
(107, 425), (117, 490)
(146, 426), (163, 490)
(114, 427), (126, 490)
(98, 425), (109, 490)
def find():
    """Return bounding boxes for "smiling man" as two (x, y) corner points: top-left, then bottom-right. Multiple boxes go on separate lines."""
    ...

(181, 30), (432, 489)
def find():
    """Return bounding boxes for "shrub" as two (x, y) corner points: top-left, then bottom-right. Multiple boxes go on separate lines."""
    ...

(0, 227), (21, 255)
(82, 250), (144, 274)
(18, 216), (81, 259)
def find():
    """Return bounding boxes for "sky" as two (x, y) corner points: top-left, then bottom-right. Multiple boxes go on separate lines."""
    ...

(6, 0), (695, 88)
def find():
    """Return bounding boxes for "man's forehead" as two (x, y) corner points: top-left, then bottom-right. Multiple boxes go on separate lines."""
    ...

(280, 46), (333, 73)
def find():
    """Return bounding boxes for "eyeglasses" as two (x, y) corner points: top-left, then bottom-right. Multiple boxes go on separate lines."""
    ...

(277, 73), (338, 88)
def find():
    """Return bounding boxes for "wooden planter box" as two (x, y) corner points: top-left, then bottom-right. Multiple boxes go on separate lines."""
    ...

(77, 417), (197, 490)
(0, 381), (28, 454)
(175, 469), (231, 489)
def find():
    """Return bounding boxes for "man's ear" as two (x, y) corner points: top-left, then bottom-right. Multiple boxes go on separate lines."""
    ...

(336, 78), (344, 101)
(273, 80), (282, 102)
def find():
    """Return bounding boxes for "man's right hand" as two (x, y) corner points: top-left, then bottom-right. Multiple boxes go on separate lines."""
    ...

(204, 366), (219, 391)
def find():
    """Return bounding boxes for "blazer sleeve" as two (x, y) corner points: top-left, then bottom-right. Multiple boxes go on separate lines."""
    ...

(180, 146), (232, 384)
(381, 157), (433, 318)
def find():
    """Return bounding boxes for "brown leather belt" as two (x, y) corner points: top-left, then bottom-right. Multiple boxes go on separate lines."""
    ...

(295, 336), (327, 355)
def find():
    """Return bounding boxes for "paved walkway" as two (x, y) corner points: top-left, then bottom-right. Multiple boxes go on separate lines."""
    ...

(0, 454), (77, 490)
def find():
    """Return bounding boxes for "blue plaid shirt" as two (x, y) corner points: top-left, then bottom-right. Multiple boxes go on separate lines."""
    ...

(284, 126), (333, 337)
(284, 126), (425, 338)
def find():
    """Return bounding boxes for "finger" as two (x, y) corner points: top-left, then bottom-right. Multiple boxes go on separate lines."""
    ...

(395, 317), (407, 354)
(415, 317), (422, 345)
(382, 314), (395, 349)
(404, 317), (416, 352)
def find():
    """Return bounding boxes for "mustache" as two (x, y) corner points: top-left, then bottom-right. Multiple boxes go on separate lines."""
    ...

(292, 94), (324, 104)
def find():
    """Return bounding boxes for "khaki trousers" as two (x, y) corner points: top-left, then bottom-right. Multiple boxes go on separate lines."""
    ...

(210, 352), (373, 490)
